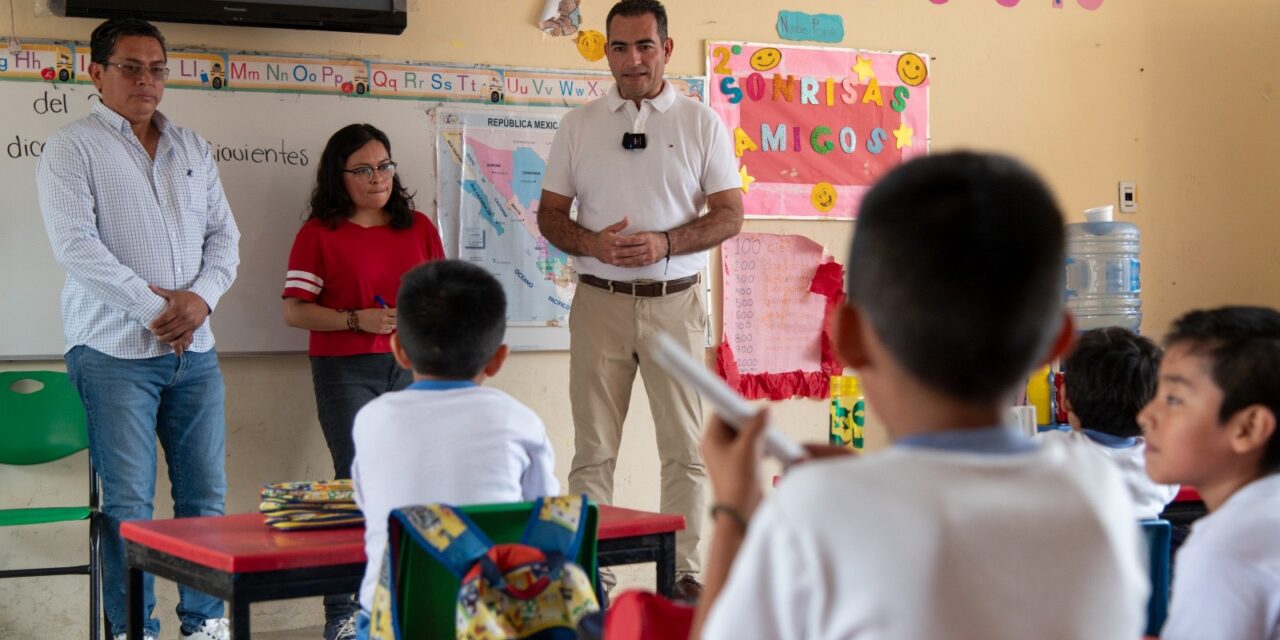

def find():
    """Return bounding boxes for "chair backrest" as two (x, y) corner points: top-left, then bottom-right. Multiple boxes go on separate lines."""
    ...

(1141, 519), (1172, 637)
(0, 371), (88, 465)
(394, 500), (599, 639)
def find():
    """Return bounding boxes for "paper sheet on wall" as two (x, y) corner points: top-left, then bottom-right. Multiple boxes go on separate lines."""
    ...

(540, 0), (582, 36)
(717, 233), (845, 400)
(435, 106), (575, 325)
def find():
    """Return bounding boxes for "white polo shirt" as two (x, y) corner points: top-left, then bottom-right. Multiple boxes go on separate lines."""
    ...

(1162, 473), (1280, 640)
(542, 82), (740, 282)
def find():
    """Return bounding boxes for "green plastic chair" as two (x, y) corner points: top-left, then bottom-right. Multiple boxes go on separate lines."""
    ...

(0, 370), (101, 640)
(392, 500), (599, 639)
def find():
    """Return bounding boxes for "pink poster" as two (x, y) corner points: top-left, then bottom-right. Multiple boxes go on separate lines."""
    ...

(707, 41), (930, 219)
(718, 233), (845, 400)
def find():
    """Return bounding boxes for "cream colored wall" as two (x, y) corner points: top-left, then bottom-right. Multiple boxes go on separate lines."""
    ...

(3, 0), (1278, 636)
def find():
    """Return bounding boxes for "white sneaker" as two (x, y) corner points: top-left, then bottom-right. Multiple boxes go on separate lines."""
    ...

(111, 632), (158, 640)
(179, 618), (230, 640)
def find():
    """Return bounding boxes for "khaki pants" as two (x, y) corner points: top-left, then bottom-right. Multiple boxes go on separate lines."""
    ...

(568, 281), (707, 576)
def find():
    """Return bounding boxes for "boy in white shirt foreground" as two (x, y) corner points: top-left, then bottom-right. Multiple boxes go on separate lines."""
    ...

(1140, 306), (1280, 639)
(693, 152), (1149, 640)
(350, 260), (559, 636)
(1043, 327), (1179, 519)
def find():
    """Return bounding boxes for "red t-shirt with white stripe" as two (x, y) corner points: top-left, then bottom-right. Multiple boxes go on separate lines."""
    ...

(282, 212), (445, 356)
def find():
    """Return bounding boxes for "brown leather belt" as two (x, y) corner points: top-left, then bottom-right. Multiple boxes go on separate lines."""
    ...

(579, 273), (700, 297)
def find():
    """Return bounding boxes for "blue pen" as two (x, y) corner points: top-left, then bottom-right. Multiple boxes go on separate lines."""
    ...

(373, 295), (389, 309)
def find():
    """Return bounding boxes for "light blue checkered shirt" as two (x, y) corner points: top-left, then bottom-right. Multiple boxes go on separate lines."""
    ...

(38, 102), (240, 359)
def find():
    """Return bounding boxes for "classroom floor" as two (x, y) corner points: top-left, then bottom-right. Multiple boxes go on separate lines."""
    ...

(257, 627), (323, 639)
(256, 627), (325, 637)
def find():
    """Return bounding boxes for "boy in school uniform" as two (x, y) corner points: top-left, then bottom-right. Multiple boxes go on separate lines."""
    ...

(1041, 327), (1179, 519)
(1139, 306), (1280, 639)
(692, 152), (1149, 639)
(349, 260), (559, 635)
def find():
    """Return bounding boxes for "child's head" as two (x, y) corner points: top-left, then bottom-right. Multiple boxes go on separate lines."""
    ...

(1063, 327), (1162, 437)
(392, 259), (508, 380)
(840, 151), (1067, 407)
(1139, 306), (1280, 486)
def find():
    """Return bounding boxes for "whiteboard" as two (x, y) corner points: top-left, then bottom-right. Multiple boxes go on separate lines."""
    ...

(0, 79), (568, 358)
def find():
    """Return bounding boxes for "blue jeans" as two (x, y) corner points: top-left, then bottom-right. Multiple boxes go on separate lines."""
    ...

(66, 346), (228, 637)
(310, 353), (411, 621)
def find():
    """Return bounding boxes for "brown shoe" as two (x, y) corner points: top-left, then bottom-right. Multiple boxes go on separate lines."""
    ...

(671, 574), (704, 602)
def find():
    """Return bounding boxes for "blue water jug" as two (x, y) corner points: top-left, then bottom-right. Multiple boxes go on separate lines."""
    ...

(1064, 206), (1141, 332)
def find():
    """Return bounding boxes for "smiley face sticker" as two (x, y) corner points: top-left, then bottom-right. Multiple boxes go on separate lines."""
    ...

(749, 47), (783, 72)
(811, 182), (837, 213)
(577, 29), (605, 62)
(896, 52), (927, 86)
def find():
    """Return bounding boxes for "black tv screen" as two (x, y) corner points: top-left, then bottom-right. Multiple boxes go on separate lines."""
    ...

(63, 0), (408, 35)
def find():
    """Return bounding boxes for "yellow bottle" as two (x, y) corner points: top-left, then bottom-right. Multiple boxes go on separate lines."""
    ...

(1026, 365), (1052, 426)
(829, 375), (865, 449)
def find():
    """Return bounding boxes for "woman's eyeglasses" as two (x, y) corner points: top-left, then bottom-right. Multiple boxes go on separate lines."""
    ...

(342, 162), (398, 182)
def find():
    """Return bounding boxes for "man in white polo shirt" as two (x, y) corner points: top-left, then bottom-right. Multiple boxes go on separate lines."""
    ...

(538, 0), (743, 600)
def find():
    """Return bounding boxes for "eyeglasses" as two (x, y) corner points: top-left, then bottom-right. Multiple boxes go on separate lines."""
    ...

(102, 62), (170, 81)
(343, 161), (398, 182)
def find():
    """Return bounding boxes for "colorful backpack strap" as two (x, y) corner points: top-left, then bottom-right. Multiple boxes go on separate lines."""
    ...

(520, 495), (589, 561)
(369, 503), (494, 640)
(368, 543), (398, 640)
(395, 503), (494, 578)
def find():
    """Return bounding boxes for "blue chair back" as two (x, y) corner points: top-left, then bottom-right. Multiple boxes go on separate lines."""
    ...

(1141, 519), (1172, 636)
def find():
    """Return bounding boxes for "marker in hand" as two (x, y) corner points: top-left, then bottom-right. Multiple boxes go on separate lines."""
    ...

(372, 295), (396, 334)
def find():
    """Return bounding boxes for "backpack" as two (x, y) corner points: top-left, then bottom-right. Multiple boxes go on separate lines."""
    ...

(369, 495), (600, 639)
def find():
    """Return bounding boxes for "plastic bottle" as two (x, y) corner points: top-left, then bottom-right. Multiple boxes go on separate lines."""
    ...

(1064, 205), (1141, 332)
(829, 375), (865, 449)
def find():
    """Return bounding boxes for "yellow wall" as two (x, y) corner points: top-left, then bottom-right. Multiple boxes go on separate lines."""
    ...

(3, 0), (1278, 635)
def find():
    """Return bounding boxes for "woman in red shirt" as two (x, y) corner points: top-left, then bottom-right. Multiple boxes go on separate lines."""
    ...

(280, 123), (444, 639)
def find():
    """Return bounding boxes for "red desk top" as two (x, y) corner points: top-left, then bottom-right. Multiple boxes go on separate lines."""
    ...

(120, 503), (685, 574)
(597, 504), (686, 539)
(121, 513), (364, 573)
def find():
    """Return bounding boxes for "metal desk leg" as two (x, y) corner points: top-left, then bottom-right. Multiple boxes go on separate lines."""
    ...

(656, 532), (676, 597)
(126, 564), (144, 640)
(231, 596), (251, 639)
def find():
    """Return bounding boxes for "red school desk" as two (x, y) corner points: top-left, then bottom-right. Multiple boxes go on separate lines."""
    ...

(1160, 485), (1206, 530)
(121, 504), (684, 639)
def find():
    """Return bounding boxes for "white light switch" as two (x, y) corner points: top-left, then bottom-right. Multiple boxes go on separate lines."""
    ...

(1119, 181), (1137, 213)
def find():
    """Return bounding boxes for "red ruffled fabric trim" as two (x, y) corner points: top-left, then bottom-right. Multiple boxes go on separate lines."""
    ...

(716, 259), (846, 400)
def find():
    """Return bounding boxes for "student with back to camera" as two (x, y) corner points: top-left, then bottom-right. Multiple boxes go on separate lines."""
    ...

(1042, 326), (1179, 520)
(348, 260), (559, 640)
(692, 151), (1149, 640)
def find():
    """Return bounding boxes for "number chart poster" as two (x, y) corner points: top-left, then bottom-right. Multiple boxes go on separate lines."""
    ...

(717, 233), (845, 400)
(707, 41), (930, 219)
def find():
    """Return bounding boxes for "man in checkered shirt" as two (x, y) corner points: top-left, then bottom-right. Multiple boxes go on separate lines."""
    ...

(37, 18), (239, 640)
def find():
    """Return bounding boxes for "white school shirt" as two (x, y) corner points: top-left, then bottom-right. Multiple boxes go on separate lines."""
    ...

(1162, 474), (1280, 640)
(1038, 428), (1179, 519)
(541, 82), (741, 282)
(38, 102), (240, 358)
(351, 382), (559, 610)
(702, 432), (1148, 640)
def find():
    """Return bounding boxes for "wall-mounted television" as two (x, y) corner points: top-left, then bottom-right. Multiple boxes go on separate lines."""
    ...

(61, 0), (408, 35)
